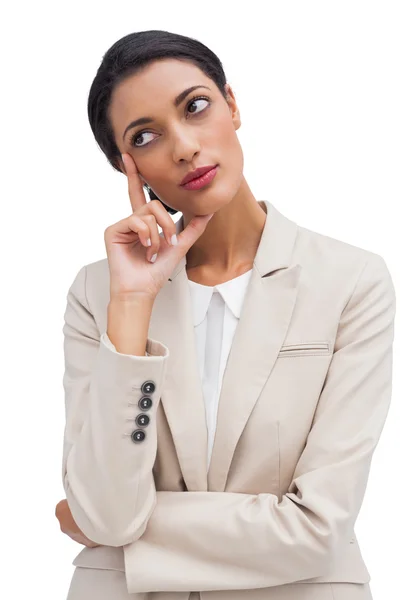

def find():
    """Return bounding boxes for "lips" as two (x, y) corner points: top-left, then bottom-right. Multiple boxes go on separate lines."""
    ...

(180, 164), (218, 186)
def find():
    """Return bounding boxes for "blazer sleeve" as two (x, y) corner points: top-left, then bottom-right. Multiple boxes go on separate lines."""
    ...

(122, 253), (396, 593)
(61, 264), (169, 547)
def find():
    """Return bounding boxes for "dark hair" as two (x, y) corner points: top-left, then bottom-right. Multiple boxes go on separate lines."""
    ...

(87, 30), (230, 215)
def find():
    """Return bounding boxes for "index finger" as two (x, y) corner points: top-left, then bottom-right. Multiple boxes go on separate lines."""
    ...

(121, 153), (147, 213)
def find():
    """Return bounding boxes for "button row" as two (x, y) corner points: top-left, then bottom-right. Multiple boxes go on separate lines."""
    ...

(131, 380), (156, 444)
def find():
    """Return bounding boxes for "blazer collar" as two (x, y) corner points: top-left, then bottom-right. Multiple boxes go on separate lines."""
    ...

(148, 200), (302, 492)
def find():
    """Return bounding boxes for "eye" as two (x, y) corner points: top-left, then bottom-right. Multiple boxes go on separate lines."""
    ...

(129, 95), (211, 148)
(186, 95), (210, 115)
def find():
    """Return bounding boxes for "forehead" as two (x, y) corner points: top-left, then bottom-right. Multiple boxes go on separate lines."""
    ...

(109, 59), (215, 139)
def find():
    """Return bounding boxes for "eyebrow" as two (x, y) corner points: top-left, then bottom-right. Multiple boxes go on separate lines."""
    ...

(122, 85), (212, 142)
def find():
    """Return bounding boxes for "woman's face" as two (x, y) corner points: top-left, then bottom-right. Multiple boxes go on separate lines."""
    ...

(108, 58), (244, 216)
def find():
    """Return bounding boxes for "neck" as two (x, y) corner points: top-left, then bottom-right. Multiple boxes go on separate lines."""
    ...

(183, 177), (267, 280)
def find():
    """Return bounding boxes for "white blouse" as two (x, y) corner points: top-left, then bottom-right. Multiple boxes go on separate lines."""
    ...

(102, 269), (253, 472)
(187, 269), (253, 470)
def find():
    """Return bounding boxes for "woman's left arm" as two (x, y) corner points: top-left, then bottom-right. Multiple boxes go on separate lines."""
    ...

(122, 253), (396, 594)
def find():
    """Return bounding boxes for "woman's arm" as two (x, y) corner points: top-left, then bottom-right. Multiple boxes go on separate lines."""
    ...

(61, 264), (170, 547)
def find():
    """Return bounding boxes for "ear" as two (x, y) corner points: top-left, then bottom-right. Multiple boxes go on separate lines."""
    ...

(224, 83), (241, 130)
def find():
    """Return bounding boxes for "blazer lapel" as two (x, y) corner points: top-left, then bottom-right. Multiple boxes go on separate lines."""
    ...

(148, 200), (301, 493)
(148, 241), (209, 492)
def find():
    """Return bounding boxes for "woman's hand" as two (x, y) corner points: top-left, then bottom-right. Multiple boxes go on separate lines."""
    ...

(105, 152), (214, 301)
(55, 499), (101, 548)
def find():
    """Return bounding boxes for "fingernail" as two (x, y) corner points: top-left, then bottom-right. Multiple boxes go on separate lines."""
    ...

(150, 253), (157, 263)
(171, 234), (178, 246)
(147, 238), (151, 246)
(121, 154), (126, 166)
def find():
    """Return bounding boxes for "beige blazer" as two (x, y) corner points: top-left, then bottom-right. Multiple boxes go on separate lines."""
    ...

(62, 200), (395, 599)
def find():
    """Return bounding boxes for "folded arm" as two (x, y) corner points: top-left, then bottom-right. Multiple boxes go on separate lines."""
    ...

(123, 253), (396, 593)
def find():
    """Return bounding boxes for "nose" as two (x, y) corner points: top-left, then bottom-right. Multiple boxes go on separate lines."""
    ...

(171, 126), (201, 164)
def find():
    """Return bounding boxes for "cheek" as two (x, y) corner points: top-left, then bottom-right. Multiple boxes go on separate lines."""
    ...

(211, 116), (235, 141)
(208, 118), (244, 176)
(139, 159), (165, 185)
(220, 127), (244, 176)
(217, 121), (242, 155)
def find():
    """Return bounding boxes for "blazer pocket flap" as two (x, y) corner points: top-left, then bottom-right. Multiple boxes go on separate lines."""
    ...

(278, 341), (331, 357)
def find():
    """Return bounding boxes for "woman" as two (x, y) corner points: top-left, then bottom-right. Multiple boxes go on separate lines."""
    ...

(57, 30), (395, 600)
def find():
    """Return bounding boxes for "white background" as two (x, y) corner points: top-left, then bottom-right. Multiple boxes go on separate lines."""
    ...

(0, 1), (399, 598)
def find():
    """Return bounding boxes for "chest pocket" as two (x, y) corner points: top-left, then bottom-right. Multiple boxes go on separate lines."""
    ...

(278, 341), (331, 357)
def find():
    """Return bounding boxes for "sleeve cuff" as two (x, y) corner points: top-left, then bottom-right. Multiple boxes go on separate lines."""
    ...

(101, 331), (169, 358)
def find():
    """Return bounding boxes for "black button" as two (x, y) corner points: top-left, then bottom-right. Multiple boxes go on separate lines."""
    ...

(139, 396), (153, 411)
(131, 429), (146, 443)
(136, 413), (150, 428)
(141, 380), (156, 395)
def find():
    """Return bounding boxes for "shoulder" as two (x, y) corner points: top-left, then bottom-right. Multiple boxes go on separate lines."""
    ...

(294, 220), (388, 282)
(289, 220), (393, 312)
